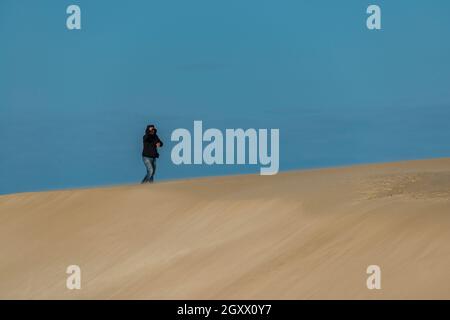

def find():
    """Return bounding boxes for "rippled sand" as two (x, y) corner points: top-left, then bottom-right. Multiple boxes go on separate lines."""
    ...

(1, 158), (449, 299)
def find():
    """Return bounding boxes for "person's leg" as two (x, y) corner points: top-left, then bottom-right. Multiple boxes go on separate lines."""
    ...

(142, 156), (154, 183)
(141, 157), (149, 183)
(148, 158), (156, 183)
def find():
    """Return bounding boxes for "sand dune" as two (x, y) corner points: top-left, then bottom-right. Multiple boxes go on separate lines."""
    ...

(1, 158), (450, 299)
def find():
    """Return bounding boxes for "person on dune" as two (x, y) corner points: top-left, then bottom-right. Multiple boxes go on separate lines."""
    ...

(141, 124), (163, 183)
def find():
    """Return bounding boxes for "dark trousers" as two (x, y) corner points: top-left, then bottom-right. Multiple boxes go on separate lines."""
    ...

(141, 156), (156, 183)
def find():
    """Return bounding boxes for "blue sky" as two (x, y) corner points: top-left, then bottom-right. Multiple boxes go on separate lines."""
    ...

(1, 0), (450, 194)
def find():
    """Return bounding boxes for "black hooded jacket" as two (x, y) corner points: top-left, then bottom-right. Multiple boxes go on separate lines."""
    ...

(142, 129), (163, 158)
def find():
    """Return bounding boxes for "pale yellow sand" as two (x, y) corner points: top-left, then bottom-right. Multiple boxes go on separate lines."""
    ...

(1, 158), (449, 299)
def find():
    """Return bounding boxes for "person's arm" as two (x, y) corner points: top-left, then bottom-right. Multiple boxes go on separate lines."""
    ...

(156, 135), (163, 147)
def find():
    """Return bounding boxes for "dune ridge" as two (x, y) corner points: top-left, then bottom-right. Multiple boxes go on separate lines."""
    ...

(0, 158), (450, 299)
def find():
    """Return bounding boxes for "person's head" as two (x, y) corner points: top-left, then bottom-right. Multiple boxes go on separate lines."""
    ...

(146, 124), (156, 134)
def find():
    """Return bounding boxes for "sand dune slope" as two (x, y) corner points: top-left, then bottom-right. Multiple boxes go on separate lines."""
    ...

(1, 159), (450, 299)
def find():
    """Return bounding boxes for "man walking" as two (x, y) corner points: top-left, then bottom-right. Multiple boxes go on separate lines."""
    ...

(141, 124), (163, 183)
